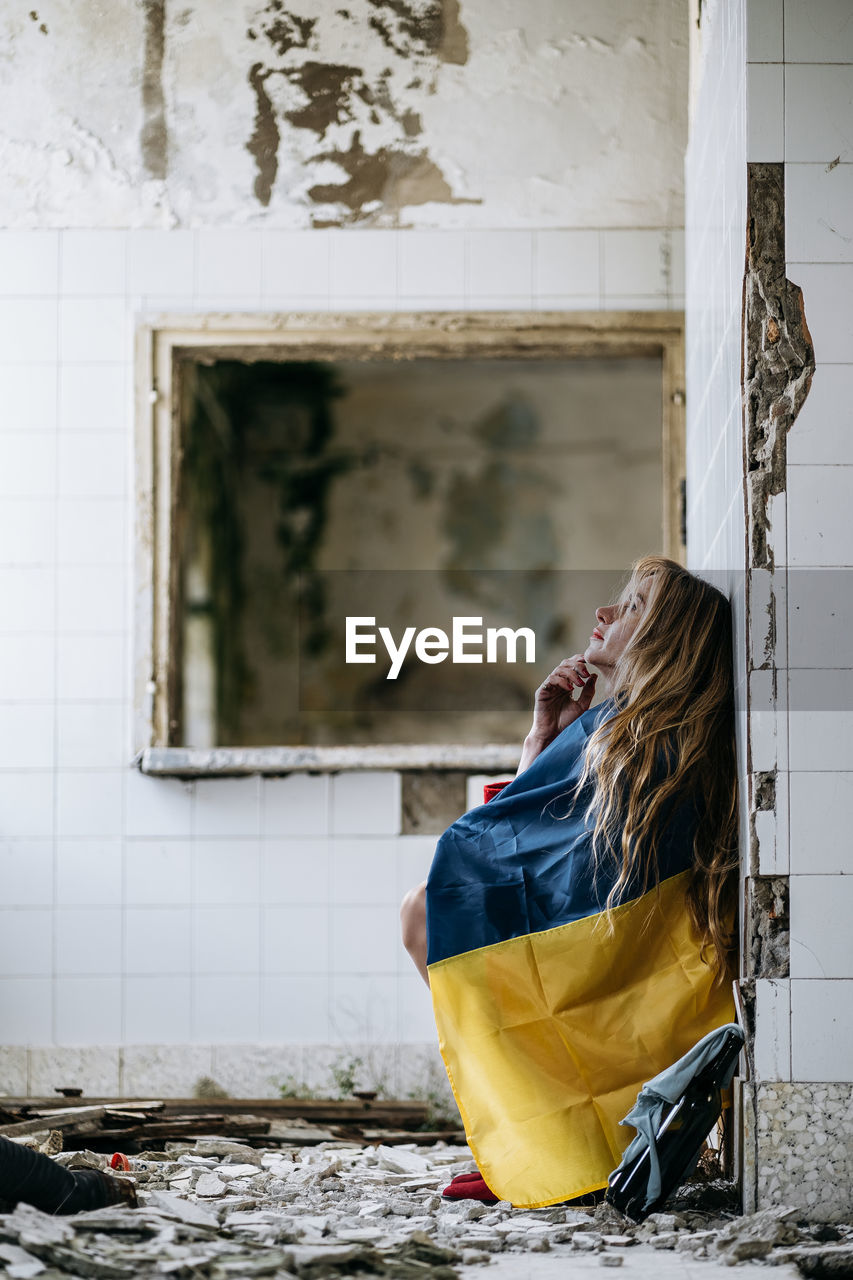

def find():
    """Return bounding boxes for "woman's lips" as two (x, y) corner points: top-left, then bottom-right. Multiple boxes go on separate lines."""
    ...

(591, 629), (604, 641)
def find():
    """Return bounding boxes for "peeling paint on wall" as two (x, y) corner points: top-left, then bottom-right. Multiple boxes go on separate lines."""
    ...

(243, 0), (476, 223)
(141, 0), (168, 180)
(247, 64), (280, 206)
(0, 0), (690, 228)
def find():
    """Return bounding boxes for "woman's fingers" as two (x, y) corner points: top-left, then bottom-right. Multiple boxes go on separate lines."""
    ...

(575, 671), (598, 711)
(541, 671), (576, 693)
(551, 656), (592, 688)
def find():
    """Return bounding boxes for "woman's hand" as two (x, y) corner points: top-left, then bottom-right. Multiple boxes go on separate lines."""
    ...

(517, 655), (597, 774)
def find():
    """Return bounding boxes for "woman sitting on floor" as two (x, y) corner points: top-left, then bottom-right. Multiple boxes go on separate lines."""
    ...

(401, 555), (739, 1208)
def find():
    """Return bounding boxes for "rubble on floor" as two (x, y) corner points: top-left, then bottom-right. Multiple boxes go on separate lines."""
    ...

(1, 1140), (851, 1278)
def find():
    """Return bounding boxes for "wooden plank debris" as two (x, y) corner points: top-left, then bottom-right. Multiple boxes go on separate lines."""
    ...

(0, 1096), (463, 1151)
(5, 1097), (431, 1125)
(0, 1105), (108, 1139)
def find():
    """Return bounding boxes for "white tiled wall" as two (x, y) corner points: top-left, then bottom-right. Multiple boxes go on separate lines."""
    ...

(685, 0), (748, 580)
(0, 225), (682, 1080)
(685, 0), (751, 1044)
(689, 0), (853, 1089)
(782, 0), (853, 1084)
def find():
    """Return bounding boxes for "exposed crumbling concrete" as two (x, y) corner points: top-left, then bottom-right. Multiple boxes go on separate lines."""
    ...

(401, 772), (468, 835)
(742, 160), (813, 1047)
(746, 876), (789, 980)
(743, 163), (814, 574)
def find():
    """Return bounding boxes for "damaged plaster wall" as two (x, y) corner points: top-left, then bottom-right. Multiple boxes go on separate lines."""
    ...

(0, 0), (688, 228)
(743, 164), (814, 576)
(0, 2), (687, 1090)
(743, 161), (814, 987)
(688, 0), (853, 1222)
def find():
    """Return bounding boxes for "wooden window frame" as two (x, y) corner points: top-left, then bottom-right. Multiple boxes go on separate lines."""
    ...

(134, 310), (685, 775)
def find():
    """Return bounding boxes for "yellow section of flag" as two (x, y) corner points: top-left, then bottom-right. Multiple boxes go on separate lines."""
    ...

(428, 869), (734, 1208)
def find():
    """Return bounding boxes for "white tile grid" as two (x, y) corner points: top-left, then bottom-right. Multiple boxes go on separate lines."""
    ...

(788, 262), (853, 360)
(785, 64), (853, 164)
(685, 0), (747, 573)
(330, 973), (399, 1045)
(0, 364), (58, 431)
(194, 838), (260, 905)
(0, 500), (55, 567)
(0, 220), (689, 1050)
(753, 784), (789, 876)
(789, 771), (853, 873)
(0, 841), (53, 906)
(193, 776), (261, 838)
(331, 836), (399, 906)
(790, 873), (853, 978)
(57, 498), (128, 567)
(0, 703), (54, 769)
(753, 977), (791, 1081)
(193, 974), (261, 1042)
(748, 0), (784, 62)
(261, 774), (330, 836)
(790, 978), (853, 1080)
(58, 364), (128, 432)
(784, 1), (853, 65)
(0, 979), (53, 1045)
(56, 839), (122, 906)
(788, 364), (853, 464)
(60, 230), (127, 298)
(0, 433), (57, 499)
(56, 702), (127, 770)
(787, 672), (853, 770)
(124, 839), (193, 904)
(533, 229), (599, 304)
(55, 906), (122, 975)
(330, 771), (401, 835)
(747, 62), (785, 161)
(0, 231), (60, 296)
(788, 464), (853, 565)
(261, 837), (331, 905)
(787, 163), (853, 264)
(124, 906), (192, 975)
(261, 230), (331, 301)
(788, 567), (853, 670)
(751, 667), (791, 772)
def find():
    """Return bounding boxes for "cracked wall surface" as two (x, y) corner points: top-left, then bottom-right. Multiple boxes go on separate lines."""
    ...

(743, 162), (814, 985)
(0, 0), (688, 227)
(743, 163), (815, 574)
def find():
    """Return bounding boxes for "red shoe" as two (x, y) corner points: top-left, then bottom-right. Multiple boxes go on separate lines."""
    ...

(442, 1173), (498, 1203)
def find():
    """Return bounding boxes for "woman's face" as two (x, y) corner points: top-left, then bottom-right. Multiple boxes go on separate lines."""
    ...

(584, 580), (649, 674)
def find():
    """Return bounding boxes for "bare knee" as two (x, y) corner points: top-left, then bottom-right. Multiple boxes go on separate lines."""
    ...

(400, 880), (427, 953)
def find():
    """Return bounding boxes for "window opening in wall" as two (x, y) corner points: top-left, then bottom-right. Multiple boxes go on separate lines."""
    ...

(136, 315), (684, 769)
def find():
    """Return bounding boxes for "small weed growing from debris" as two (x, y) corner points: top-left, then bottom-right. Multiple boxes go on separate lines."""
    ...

(193, 1076), (230, 1099)
(275, 1074), (322, 1099)
(329, 1054), (364, 1099)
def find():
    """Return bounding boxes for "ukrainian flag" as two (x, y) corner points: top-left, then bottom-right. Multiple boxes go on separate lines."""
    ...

(426, 698), (734, 1208)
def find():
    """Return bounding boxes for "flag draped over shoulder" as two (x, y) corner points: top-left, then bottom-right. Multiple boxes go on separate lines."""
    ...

(425, 698), (734, 1209)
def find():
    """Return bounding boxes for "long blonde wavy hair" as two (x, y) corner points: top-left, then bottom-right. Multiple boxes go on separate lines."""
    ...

(575, 556), (739, 981)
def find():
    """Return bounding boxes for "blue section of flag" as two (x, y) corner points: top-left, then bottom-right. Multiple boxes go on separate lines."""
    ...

(426, 697), (698, 966)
